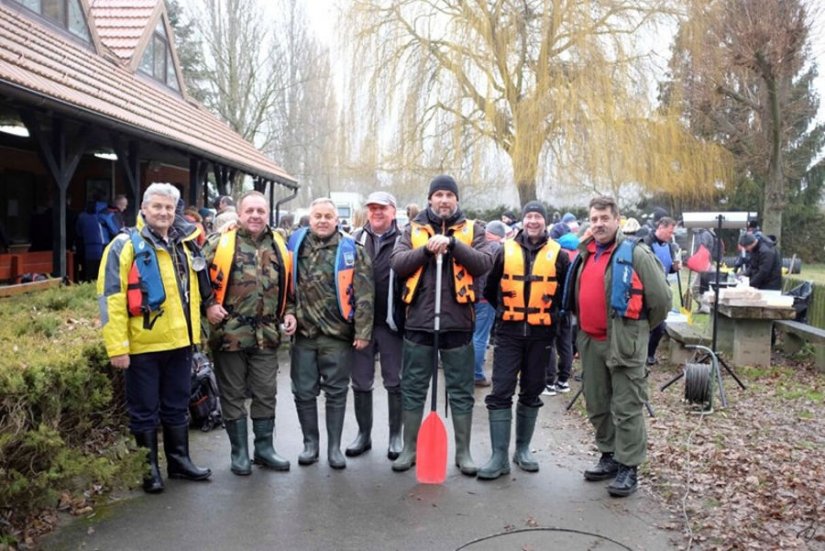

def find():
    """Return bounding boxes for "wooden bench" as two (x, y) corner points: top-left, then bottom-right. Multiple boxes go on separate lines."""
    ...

(0, 251), (75, 283)
(774, 319), (825, 373)
(665, 322), (711, 365)
(0, 277), (62, 298)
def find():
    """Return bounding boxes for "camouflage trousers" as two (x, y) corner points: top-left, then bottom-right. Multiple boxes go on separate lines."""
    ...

(290, 335), (352, 410)
(578, 333), (649, 467)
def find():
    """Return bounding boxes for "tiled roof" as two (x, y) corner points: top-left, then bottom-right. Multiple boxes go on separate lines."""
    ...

(90, 0), (157, 62)
(0, 3), (296, 186)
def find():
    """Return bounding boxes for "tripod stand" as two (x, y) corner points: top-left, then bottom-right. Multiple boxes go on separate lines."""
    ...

(660, 213), (746, 408)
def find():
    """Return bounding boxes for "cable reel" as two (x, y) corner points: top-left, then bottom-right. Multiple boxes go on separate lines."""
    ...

(683, 345), (721, 414)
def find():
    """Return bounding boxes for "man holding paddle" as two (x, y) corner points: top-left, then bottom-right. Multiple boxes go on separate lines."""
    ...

(477, 201), (569, 480)
(390, 175), (493, 478)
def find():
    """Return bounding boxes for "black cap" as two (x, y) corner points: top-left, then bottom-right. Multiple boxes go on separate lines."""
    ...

(428, 175), (459, 200)
(522, 200), (548, 221)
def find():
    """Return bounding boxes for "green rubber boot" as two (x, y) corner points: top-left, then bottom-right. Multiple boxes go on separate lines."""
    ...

(452, 413), (478, 476)
(512, 403), (540, 472)
(345, 390), (373, 457)
(252, 418), (290, 471)
(296, 401), (320, 466)
(391, 408), (424, 472)
(477, 408), (512, 480)
(326, 405), (347, 470)
(225, 418), (252, 476)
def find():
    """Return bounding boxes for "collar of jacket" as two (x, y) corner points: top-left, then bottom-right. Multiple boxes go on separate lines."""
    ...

(363, 220), (399, 239)
(306, 229), (341, 248)
(419, 207), (465, 231)
(579, 230), (625, 256)
(514, 228), (548, 251)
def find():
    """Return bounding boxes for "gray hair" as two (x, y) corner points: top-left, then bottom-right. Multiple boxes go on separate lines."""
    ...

(309, 197), (337, 213)
(142, 183), (180, 206)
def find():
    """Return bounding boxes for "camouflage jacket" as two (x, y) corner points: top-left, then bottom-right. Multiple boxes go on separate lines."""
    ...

(202, 227), (287, 351)
(286, 231), (374, 342)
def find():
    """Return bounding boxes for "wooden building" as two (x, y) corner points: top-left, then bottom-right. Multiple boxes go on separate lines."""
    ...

(0, 0), (297, 282)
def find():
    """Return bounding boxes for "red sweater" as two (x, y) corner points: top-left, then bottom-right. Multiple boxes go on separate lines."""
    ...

(577, 240), (615, 341)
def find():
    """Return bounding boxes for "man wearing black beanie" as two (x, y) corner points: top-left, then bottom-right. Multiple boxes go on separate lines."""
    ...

(478, 200), (569, 479)
(390, 174), (494, 476)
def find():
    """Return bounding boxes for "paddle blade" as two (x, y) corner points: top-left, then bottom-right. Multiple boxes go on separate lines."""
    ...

(416, 412), (448, 484)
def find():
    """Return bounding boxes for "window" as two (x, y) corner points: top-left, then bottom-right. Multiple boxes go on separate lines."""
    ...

(12, 0), (91, 42)
(138, 17), (180, 91)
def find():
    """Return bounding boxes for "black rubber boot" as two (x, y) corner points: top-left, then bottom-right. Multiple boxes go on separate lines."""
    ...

(477, 408), (512, 480)
(512, 403), (540, 472)
(452, 413), (478, 476)
(252, 418), (290, 471)
(326, 405), (347, 470)
(296, 401), (320, 466)
(224, 418), (252, 476)
(607, 464), (638, 497)
(584, 452), (619, 481)
(391, 408), (423, 472)
(133, 430), (164, 493)
(162, 424), (211, 481)
(386, 388), (403, 460)
(345, 390), (373, 457)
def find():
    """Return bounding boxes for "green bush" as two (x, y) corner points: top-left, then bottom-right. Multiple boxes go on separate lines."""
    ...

(0, 283), (143, 546)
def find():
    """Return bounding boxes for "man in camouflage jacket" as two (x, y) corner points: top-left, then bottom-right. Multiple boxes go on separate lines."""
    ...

(204, 191), (292, 475)
(284, 197), (374, 470)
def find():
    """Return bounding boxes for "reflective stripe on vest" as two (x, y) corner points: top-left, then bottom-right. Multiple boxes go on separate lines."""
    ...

(401, 220), (475, 305)
(610, 239), (645, 320)
(500, 238), (560, 325)
(288, 227), (357, 322)
(209, 228), (291, 318)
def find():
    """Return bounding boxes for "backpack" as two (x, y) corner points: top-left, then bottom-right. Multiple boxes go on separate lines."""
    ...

(189, 349), (223, 432)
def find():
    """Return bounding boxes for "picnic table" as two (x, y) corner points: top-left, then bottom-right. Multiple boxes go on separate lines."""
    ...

(713, 304), (796, 368)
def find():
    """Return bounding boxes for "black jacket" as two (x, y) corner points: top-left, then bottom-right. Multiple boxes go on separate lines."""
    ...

(745, 239), (782, 290)
(483, 229), (570, 340)
(352, 221), (403, 332)
(391, 208), (493, 333)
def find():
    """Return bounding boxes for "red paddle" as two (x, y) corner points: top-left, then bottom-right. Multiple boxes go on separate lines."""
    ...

(416, 253), (448, 484)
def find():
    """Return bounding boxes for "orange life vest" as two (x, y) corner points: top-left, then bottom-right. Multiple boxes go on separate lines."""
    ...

(500, 238), (560, 326)
(402, 220), (475, 304)
(209, 228), (291, 318)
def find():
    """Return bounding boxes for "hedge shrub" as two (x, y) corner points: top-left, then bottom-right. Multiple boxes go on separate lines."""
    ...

(0, 283), (143, 547)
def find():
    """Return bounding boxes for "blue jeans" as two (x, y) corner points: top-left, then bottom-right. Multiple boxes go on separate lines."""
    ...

(473, 301), (496, 381)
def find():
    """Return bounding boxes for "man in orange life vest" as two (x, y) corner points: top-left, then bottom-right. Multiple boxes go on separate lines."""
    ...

(285, 198), (374, 470)
(203, 191), (292, 475)
(390, 175), (494, 475)
(565, 196), (671, 497)
(476, 201), (569, 480)
(98, 183), (214, 493)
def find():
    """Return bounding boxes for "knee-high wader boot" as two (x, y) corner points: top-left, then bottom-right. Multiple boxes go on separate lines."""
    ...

(477, 408), (512, 480)
(345, 390), (373, 457)
(224, 418), (252, 476)
(512, 403), (540, 472)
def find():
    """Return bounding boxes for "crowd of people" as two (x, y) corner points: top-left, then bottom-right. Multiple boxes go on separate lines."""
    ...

(95, 176), (784, 500)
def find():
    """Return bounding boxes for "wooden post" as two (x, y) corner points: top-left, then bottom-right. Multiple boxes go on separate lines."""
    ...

(22, 113), (87, 280)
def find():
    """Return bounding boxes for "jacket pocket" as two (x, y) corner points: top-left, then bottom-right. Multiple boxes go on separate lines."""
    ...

(609, 317), (647, 365)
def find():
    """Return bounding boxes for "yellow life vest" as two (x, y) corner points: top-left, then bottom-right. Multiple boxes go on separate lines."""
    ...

(209, 228), (291, 318)
(402, 220), (475, 304)
(500, 238), (560, 326)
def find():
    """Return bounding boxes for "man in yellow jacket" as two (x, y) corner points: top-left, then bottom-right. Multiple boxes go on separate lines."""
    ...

(98, 183), (217, 493)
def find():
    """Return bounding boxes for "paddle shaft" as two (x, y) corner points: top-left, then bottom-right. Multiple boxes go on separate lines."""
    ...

(431, 253), (443, 413)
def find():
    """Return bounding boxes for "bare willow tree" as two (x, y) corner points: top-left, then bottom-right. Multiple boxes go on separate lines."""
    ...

(267, 0), (338, 204)
(344, 0), (730, 206)
(195, 0), (286, 152)
(663, 0), (820, 246)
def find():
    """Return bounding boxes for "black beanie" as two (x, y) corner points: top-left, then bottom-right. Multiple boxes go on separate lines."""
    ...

(739, 233), (757, 247)
(428, 175), (459, 200)
(522, 200), (547, 221)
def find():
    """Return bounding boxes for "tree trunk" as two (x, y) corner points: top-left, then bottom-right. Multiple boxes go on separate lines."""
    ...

(762, 72), (786, 248)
